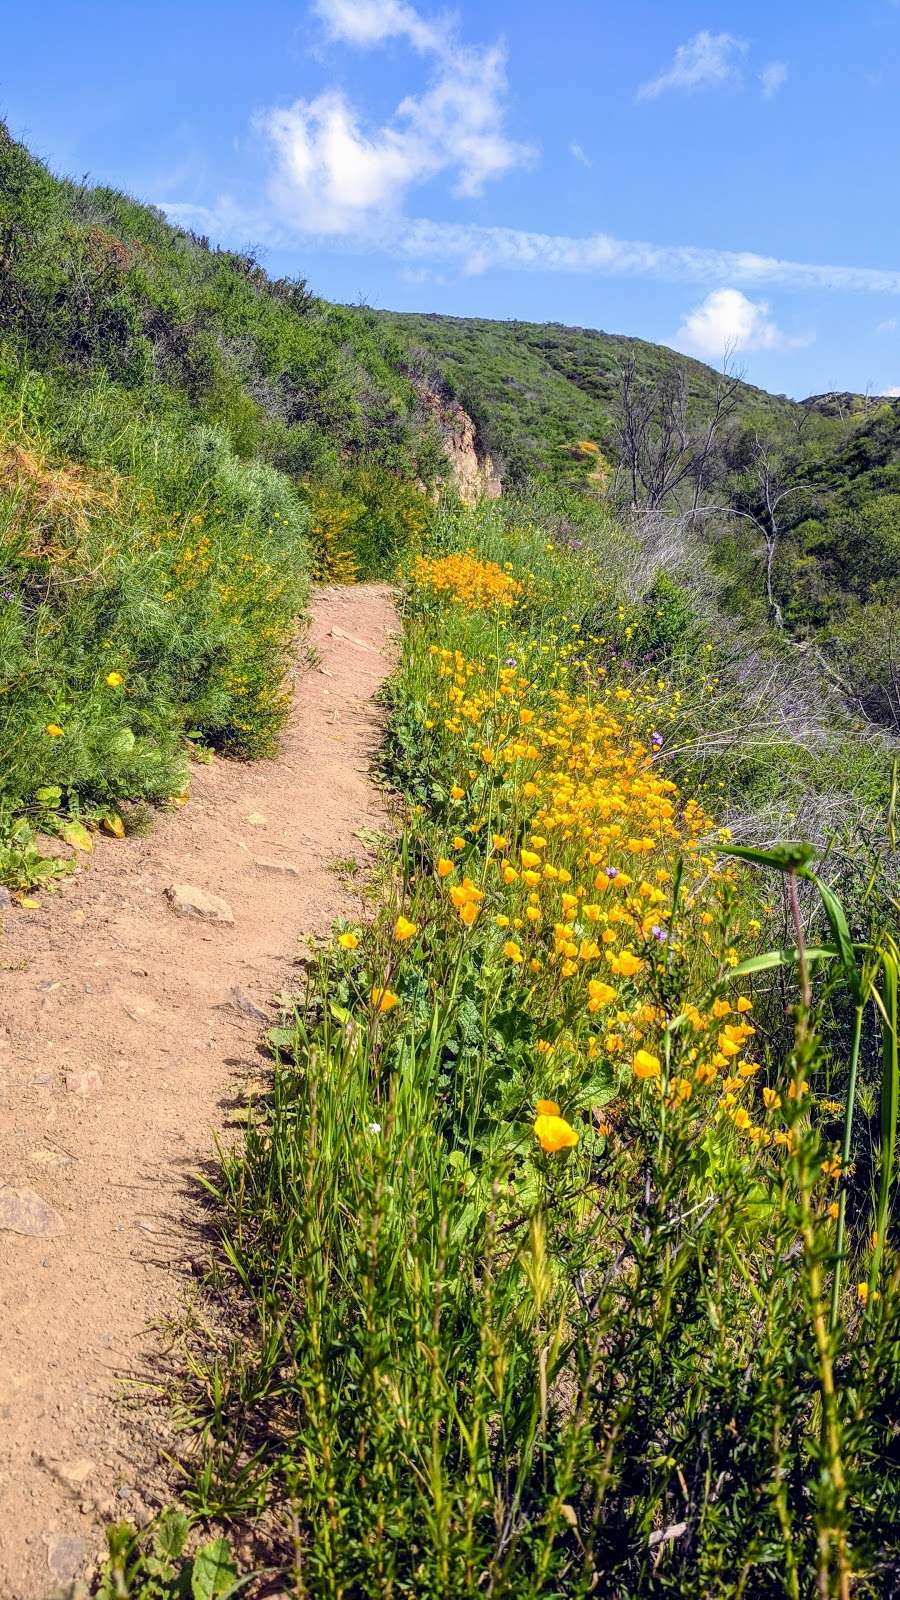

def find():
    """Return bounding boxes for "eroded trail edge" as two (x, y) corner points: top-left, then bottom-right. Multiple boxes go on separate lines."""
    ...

(0, 584), (397, 1599)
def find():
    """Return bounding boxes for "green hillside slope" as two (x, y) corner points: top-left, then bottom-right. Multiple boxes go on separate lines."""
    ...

(376, 309), (796, 482)
(378, 309), (899, 735)
(0, 122), (448, 883)
(0, 124), (447, 487)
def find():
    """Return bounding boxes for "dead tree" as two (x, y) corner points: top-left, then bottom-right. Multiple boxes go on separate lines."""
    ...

(612, 353), (744, 512)
(744, 437), (814, 630)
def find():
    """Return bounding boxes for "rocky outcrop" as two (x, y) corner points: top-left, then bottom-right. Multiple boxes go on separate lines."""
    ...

(417, 385), (502, 504)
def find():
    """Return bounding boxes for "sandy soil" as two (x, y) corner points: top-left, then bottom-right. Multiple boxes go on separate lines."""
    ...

(0, 584), (397, 1599)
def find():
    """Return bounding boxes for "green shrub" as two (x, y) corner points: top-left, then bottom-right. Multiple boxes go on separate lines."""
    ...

(0, 363), (309, 840)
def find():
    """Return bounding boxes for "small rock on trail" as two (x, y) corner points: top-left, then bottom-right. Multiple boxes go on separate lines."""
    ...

(0, 1186), (64, 1237)
(253, 857), (300, 877)
(43, 1530), (88, 1583)
(330, 623), (378, 653)
(165, 883), (235, 923)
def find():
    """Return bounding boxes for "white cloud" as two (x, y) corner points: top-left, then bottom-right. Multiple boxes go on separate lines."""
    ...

(882, 385), (900, 397)
(759, 60), (788, 99)
(672, 288), (809, 360)
(569, 141), (591, 168)
(312, 0), (443, 53)
(161, 197), (900, 300)
(637, 30), (748, 100)
(255, 0), (534, 233)
(878, 317), (898, 332)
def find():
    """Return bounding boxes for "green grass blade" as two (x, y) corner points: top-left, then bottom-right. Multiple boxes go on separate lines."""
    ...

(872, 948), (899, 1290)
(726, 946), (837, 979)
(809, 873), (863, 1005)
(718, 841), (817, 874)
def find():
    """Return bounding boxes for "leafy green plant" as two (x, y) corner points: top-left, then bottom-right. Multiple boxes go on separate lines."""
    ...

(720, 837), (900, 1327)
(94, 1513), (244, 1600)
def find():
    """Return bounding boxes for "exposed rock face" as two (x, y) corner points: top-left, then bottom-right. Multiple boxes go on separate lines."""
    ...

(417, 386), (502, 505)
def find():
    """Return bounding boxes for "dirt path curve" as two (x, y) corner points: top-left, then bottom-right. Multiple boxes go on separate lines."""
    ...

(0, 584), (397, 1599)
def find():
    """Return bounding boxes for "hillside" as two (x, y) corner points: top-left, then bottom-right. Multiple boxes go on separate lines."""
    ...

(376, 308), (797, 483)
(710, 395), (900, 730)
(0, 124), (449, 488)
(0, 120), (456, 876)
(377, 308), (900, 735)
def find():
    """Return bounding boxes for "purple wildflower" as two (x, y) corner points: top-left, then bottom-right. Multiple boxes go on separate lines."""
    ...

(605, 866), (619, 880)
(651, 732), (663, 749)
(651, 925), (668, 943)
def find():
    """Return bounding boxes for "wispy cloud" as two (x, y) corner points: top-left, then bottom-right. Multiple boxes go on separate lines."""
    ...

(759, 60), (788, 99)
(636, 30), (748, 101)
(877, 317), (898, 332)
(254, 0), (534, 233)
(312, 0), (444, 53)
(161, 197), (900, 299)
(569, 141), (592, 168)
(672, 287), (810, 360)
(883, 385), (900, 397)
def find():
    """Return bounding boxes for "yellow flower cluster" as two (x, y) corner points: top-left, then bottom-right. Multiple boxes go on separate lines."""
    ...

(413, 551), (523, 611)
(417, 625), (783, 1153)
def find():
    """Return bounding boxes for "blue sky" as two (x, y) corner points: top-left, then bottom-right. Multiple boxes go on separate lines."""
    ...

(5, 0), (900, 398)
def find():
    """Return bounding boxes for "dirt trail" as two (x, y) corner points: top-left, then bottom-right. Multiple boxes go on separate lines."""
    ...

(0, 584), (397, 1599)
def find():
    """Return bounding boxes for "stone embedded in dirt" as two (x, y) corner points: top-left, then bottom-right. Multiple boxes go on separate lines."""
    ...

(253, 857), (300, 877)
(0, 1187), (64, 1237)
(43, 1531), (87, 1582)
(65, 1069), (102, 1097)
(165, 883), (234, 924)
(28, 1149), (74, 1168)
(225, 985), (269, 1023)
(330, 624), (377, 653)
(245, 811), (267, 826)
(47, 1457), (96, 1493)
(0, 885), (12, 909)
(318, 666), (334, 677)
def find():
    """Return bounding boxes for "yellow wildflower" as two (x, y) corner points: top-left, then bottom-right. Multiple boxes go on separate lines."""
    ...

(533, 1113), (578, 1152)
(633, 1049), (660, 1080)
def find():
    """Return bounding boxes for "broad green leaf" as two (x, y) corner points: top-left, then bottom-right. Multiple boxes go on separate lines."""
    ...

(35, 785), (63, 807)
(60, 820), (93, 852)
(191, 1538), (237, 1600)
(154, 1508), (190, 1561)
(265, 1026), (295, 1056)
